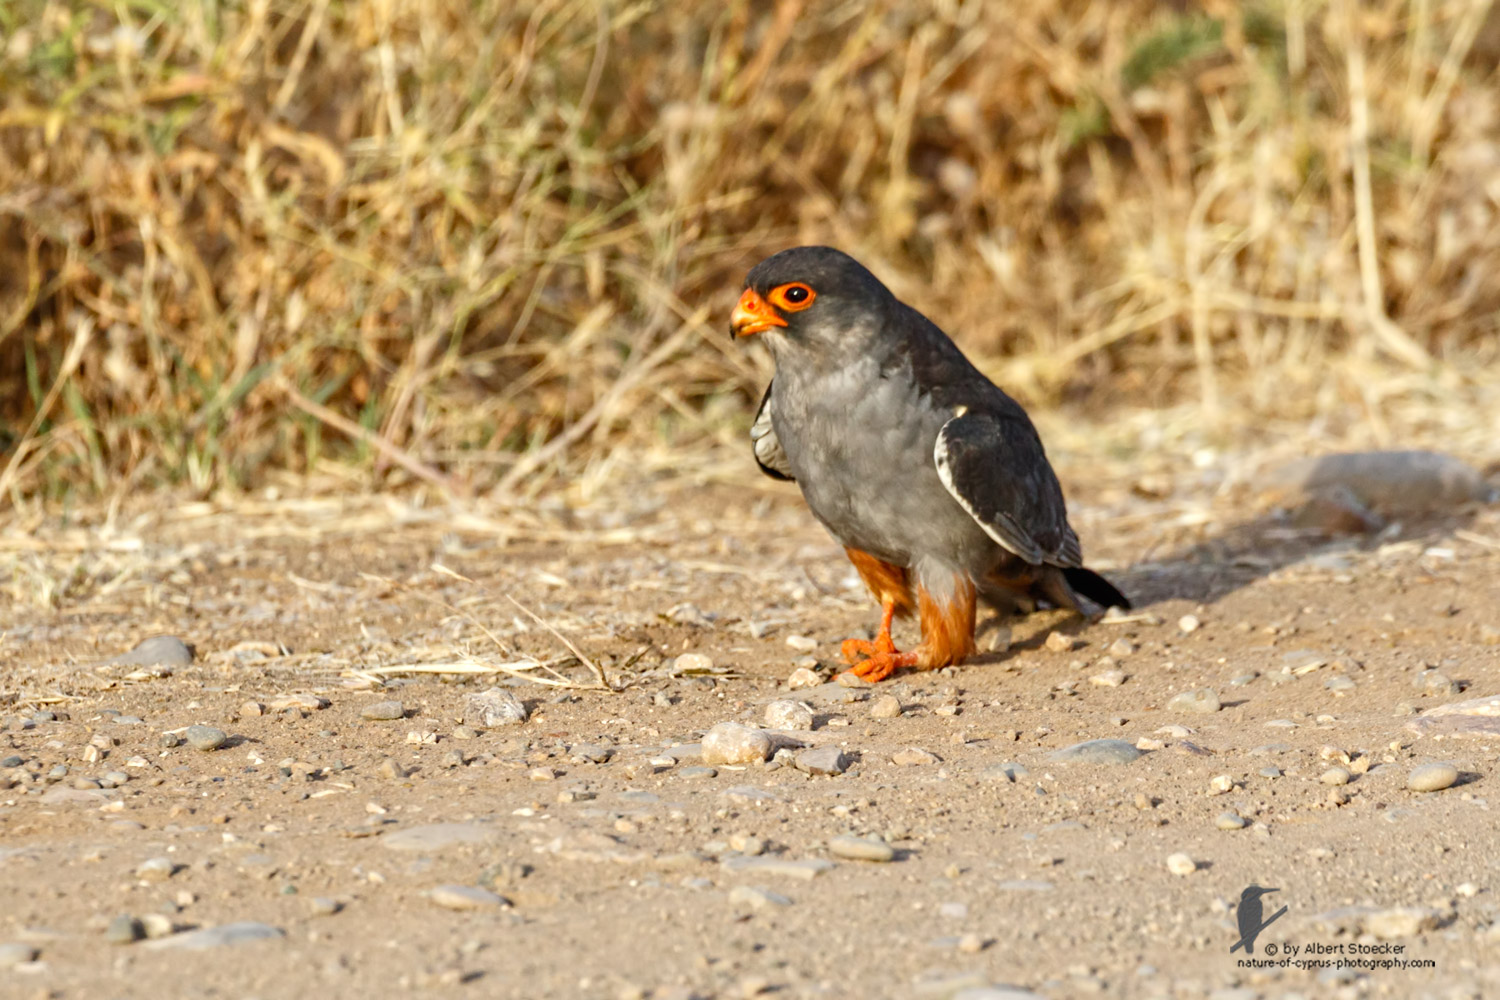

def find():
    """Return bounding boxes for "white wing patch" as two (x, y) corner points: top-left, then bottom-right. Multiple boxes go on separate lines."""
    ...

(934, 418), (1045, 564)
(751, 389), (794, 481)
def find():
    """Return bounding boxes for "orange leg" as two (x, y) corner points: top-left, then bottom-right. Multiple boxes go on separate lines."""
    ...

(840, 595), (921, 682)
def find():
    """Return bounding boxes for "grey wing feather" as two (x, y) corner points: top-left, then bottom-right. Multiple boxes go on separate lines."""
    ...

(934, 410), (1082, 568)
(750, 382), (795, 482)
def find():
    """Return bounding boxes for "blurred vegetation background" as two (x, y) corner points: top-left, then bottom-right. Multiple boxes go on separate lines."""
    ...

(2, 0), (1498, 504)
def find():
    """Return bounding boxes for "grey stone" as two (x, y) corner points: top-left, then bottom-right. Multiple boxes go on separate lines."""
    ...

(428, 885), (508, 910)
(674, 652), (716, 672)
(1, 755), (23, 768)
(1406, 714), (1500, 739)
(184, 725), (227, 751)
(721, 856), (834, 880)
(376, 758), (409, 780)
(1167, 688), (1221, 714)
(1264, 450), (1497, 513)
(794, 746), (847, 776)
(1414, 670), (1461, 695)
(0, 943), (38, 968)
(1320, 767), (1352, 786)
(144, 921), (285, 950)
(995, 880), (1054, 891)
(1047, 739), (1143, 765)
(764, 700), (814, 731)
(381, 823), (499, 852)
(108, 636), (195, 667)
(828, 835), (895, 862)
(952, 987), (1044, 999)
(701, 723), (772, 765)
(679, 766), (717, 779)
(135, 857), (177, 881)
(106, 915), (145, 944)
(360, 700), (406, 722)
(309, 897), (342, 916)
(39, 786), (107, 804)
(980, 762), (1029, 782)
(1407, 763), (1458, 792)
(1258, 767), (1282, 778)
(568, 743), (614, 764)
(1308, 905), (1443, 939)
(892, 747), (939, 766)
(1215, 812), (1247, 830)
(728, 885), (791, 909)
(1405, 694), (1500, 739)
(463, 688), (527, 727)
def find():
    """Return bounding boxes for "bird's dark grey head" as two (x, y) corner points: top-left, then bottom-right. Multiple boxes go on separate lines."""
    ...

(731, 246), (896, 359)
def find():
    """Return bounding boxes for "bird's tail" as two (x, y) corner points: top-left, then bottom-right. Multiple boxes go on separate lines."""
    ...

(1063, 567), (1131, 610)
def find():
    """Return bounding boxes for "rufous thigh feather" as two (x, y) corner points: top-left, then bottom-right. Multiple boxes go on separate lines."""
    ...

(915, 575), (977, 668)
(845, 548), (915, 617)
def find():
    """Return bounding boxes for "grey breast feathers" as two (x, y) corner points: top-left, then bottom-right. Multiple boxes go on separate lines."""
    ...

(750, 381), (794, 481)
(933, 409), (1082, 568)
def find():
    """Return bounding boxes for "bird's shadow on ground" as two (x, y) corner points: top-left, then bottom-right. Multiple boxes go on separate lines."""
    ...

(1107, 504), (1494, 610)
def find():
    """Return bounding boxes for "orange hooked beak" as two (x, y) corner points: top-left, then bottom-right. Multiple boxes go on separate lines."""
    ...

(730, 288), (788, 338)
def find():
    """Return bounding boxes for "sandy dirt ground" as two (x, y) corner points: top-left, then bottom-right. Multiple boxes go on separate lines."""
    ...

(2, 432), (1499, 1000)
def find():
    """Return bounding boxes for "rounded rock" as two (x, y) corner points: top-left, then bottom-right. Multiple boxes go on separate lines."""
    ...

(428, 885), (508, 911)
(1215, 812), (1247, 831)
(0, 942), (38, 968)
(764, 700), (814, 731)
(106, 915), (145, 944)
(869, 694), (902, 719)
(184, 725), (227, 751)
(463, 688), (527, 727)
(786, 667), (822, 690)
(1166, 853), (1197, 875)
(892, 747), (939, 766)
(701, 723), (773, 766)
(1048, 739), (1142, 765)
(110, 635), (195, 667)
(361, 700), (406, 722)
(1320, 766), (1352, 786)
(1167, 688), (1221, 715)
(136, 857), (177, 881)
(1407, 763), (1458, 792)
(828, 835), (895, 863)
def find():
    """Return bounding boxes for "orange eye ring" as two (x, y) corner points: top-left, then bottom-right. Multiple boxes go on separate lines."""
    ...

(768, 282), (816, 312)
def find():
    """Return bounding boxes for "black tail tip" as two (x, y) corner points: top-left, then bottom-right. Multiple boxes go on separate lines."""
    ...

(1063, 567), (1131, 611)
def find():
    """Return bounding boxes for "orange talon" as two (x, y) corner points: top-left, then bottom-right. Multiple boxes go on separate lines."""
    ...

(841, 597), (913, 681)
(849, 649), (920, 683)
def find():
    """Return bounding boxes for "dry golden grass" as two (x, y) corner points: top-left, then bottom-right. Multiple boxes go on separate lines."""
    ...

(2, 0), (1499, 504)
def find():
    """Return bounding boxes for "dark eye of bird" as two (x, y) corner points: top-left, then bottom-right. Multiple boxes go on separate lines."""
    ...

(785, 286), (808, 303)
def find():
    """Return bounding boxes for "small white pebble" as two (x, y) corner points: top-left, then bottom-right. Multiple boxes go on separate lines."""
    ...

(1166, 853), (1197, 875)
